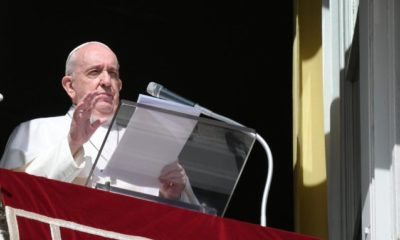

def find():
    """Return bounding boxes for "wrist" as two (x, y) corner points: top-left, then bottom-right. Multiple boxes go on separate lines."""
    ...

(68, 134), (82, 157)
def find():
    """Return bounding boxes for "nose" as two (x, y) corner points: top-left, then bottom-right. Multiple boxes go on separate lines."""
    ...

(99, 70), (112, 87)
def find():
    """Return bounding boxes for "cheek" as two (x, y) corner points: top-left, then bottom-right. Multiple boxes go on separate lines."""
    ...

(75, 82), (97, 100)
(112, 82), (122, 93)
(113, 89), (120, 103)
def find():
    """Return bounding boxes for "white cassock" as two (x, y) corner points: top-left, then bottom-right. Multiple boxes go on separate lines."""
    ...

(0, 106), (199, 204)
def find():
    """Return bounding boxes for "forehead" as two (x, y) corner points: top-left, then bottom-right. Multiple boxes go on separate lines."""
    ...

(75, 44), (119, 69)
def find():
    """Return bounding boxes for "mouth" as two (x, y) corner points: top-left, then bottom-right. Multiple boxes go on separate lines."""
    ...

(97, 92), (114, 103)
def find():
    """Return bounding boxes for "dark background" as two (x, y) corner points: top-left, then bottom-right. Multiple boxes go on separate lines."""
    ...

(0, 0), (294, 231)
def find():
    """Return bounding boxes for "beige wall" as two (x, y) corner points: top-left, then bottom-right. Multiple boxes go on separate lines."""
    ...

(293, 0), (328, 239)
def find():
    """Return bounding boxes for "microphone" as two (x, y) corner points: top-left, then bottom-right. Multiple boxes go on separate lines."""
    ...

(146, 82), (244, 127)
(146, 82), (196, 107)
(0, 93), (3, 102)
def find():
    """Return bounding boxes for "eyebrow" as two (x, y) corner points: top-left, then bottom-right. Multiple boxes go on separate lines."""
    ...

(87, 64), (118, 71)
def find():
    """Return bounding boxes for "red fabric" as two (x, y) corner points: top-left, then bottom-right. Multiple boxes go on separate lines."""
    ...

(0, 169), (319, 240)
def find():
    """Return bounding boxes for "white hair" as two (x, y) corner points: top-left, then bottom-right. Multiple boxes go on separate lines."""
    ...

(65, 41), (117, 75)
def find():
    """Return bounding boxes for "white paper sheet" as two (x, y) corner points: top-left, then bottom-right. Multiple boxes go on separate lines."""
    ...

(103, 94), (201, 188)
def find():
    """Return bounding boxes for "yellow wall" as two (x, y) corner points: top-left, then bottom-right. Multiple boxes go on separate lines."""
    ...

(293, 0), (328, 239)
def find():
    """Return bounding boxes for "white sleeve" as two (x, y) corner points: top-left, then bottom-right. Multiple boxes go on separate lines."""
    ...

(0, 119), (86, 183)
(25, 137), (86, 182)
(180, 179), (200, 205)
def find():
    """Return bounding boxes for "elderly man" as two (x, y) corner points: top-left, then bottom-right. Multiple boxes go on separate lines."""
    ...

(0, 41), (198, 203)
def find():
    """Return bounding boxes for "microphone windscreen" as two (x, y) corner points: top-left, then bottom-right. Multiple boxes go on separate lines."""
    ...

(146, 82), (163, 98)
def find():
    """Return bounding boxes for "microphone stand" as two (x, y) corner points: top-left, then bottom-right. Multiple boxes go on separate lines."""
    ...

(195, 105), (273, 227)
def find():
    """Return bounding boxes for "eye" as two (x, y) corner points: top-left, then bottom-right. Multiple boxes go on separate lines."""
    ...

(87, 69), (100, 78)
(108, 71), (119, 79)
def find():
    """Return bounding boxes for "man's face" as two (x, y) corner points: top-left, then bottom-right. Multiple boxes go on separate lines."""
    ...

(69, 44), (122, 118)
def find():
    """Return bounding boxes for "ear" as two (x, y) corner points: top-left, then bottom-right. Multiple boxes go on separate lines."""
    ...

(62, 76), (76, 102)
(118, 78), (123, 91)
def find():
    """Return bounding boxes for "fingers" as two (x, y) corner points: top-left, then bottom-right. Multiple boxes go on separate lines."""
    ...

(74, 91), (109, 125)
(159, 162), (187, 186)
(159, 162), (188, 200)
(159, 175), (186, 186)
(160, 161), (182, 175)
(69, 91), (107, 147)
(74, 91), (101, 117)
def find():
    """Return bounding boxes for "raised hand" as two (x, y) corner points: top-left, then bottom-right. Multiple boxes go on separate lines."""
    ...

(68, 91), (108, 156)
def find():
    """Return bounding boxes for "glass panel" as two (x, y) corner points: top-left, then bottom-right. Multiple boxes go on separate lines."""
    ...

(87, 99), (256, 217)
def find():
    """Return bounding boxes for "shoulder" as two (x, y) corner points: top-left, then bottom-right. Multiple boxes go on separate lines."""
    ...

(26, 114), (69, 125)
(0, 114), (71, 169)
(16, 114), (70, 136)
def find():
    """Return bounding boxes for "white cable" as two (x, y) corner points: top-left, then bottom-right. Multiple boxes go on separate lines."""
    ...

(195, 104), (273, 227)
(256, 133), (273, 227)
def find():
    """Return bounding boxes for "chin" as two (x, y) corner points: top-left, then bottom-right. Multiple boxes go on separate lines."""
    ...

(94, 102), (116, 117)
